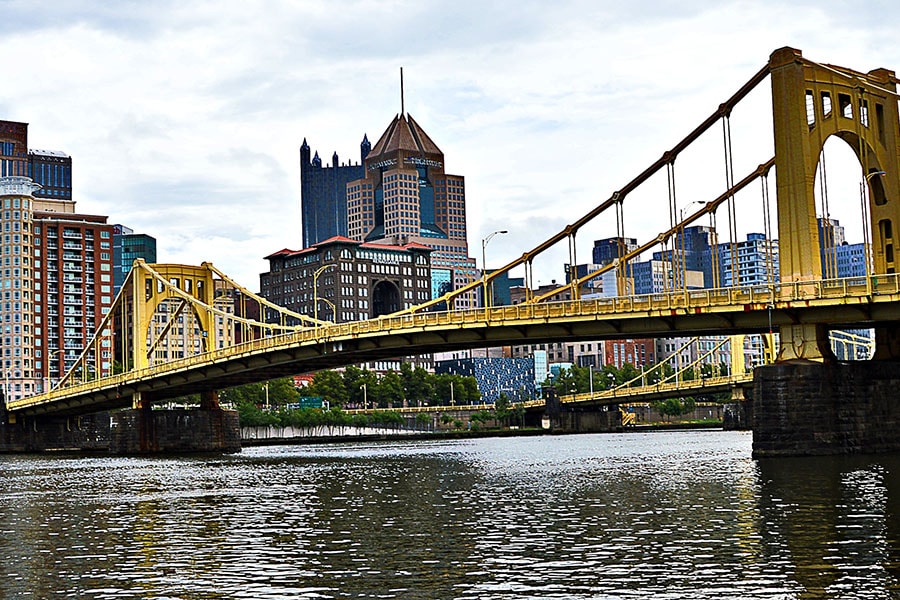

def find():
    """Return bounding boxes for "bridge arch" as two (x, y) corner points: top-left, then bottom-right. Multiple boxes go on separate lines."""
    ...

(770, 46), (900, 282)
(129, 262), (221, 371)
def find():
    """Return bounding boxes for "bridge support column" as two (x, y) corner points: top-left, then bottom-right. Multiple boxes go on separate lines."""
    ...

(0, 412), (110, 452)
(776, 323), (834, 362)
(200, 390), (220, 410)
(110, 406), (240, 454)
(723, 385), (753, 431)
(753, 360), (900, 457)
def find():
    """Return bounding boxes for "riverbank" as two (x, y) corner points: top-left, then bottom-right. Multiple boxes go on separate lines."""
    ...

(241, 421), (725, 446)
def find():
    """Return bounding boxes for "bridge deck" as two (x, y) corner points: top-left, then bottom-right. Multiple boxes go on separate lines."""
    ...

(9, 276), (899, 417)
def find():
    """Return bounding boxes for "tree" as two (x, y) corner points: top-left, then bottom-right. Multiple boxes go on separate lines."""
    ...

(266, 377), (301, 406)
(343, 366), (377, 408)
(377, 370), (404, 408)
(307, 370), (349, 407)
(400, 363), (433, 406)
(460, 376), (480, 404)
(495, 392), (511, 426)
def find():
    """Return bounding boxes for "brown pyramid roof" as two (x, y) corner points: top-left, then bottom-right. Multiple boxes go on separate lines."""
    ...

(368, 113), (442, 159)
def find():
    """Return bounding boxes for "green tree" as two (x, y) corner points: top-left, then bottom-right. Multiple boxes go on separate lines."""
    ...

(400, 363), (433, 406)
(266, 377), (301, 407)
(495, 392), (511, 426)
(512, 402), (526, 428)
(307, 370), (349, 407)
(620, 363), (640, 387)
(377, 370), (404, 408)
(414, 412), (431, 429)
(460, 376), (480, 404)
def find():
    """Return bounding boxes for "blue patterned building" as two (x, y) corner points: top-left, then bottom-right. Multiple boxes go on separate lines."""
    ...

(435, 357), (536, 403)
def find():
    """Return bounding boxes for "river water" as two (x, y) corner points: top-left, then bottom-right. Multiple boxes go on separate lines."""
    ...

(0, 430), (898, 599)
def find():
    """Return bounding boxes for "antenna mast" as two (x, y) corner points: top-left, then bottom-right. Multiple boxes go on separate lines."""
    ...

(400, 67), (405, 116)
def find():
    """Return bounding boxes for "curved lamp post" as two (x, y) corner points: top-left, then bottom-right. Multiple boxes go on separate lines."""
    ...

(313, 264), (336, 327)
(481, 230), (508, 309)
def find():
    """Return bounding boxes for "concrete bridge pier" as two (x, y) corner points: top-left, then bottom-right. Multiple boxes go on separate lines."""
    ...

(109, 391), (241, 454)
(0, 411), (110, 452)
(542, 385), (622, 433)
(753, 325), (900, 456)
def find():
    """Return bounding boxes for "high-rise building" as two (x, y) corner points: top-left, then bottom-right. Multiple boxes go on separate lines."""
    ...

(718, 232), (779, 286)
(34, 201), (115, 392)
(28, 150), (72, 201)
(0, 177), (39, 400)
(592, 237), (637, 264)
(0, 120), (28, 178)
(260, 236), (433, 325)
(300, 137), (370, 247)
(0, 177), (114, 399)
(346, 113), (478, 308)
(112, 224), (157, 295)
(1, 120), (73, 200)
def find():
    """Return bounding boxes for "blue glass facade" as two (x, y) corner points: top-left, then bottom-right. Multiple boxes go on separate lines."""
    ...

(28, 151), (72, 200)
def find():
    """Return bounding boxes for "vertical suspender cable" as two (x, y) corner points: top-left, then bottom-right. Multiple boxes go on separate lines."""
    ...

(818, 148), (834, 278)
(666, 162), (677, 294)
(722, 115), (739, 286)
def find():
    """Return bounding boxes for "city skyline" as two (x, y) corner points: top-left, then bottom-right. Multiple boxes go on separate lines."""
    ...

(1, 2), (897, 287)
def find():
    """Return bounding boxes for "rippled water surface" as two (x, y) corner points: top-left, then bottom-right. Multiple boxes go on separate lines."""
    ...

(1, 430), (899, 599)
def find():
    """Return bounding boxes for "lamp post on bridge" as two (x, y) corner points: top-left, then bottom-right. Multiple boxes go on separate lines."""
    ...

(45, 349), (64, 393)
(481, 230), (508, 309)
(313, 264), (336, 328)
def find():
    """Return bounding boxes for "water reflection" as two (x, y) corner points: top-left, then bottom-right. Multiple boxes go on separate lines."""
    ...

(0, 432), (897, 598)
(756, 454), (900, 598)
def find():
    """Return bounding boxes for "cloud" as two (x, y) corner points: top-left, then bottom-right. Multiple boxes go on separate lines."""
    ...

(3, 0), (900, 288)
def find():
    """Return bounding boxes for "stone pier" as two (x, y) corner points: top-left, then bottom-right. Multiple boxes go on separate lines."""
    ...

(109, 407), (241, 454)
(0, 412), (110, 452)
(753, 360), (900, 457)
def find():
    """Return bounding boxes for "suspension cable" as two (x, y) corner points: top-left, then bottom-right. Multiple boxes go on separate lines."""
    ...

(722, 114), (739, 286)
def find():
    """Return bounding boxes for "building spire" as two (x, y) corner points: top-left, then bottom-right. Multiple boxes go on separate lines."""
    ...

(400, 67), (405, 117)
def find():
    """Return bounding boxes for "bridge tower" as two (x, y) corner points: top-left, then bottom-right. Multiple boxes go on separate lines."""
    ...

(770, 46), (900, 360)
(756, 47), (900, 456)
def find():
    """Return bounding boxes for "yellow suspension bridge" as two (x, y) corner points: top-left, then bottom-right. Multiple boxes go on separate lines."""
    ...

(5, 46), (900, 458)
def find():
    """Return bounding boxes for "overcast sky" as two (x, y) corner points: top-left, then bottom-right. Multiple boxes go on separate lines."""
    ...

(2, 0), (899, 287)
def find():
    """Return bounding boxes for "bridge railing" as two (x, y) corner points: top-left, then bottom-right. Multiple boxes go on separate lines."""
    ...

(558, 373), (753, 405)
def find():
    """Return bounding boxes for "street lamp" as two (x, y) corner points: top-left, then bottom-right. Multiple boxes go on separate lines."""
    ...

(45, 349), (64, 393)
(679, 200), (706, 224)
(313, 264), (336, 327)
(588, 364), (594, 397)
(481, 230), (508, 309)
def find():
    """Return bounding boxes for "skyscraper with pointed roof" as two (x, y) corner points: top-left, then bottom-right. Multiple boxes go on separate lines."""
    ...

(299, 135), (370, 247)
(346, 112), (477, 307)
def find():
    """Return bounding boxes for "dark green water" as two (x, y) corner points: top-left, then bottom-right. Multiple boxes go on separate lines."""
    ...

(0, 430), (898, 599)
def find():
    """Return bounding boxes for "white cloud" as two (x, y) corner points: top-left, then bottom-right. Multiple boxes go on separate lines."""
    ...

(3, 0), (900, 285)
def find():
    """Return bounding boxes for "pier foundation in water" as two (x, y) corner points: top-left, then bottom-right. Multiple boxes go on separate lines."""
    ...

(753, 360), (900, 457)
